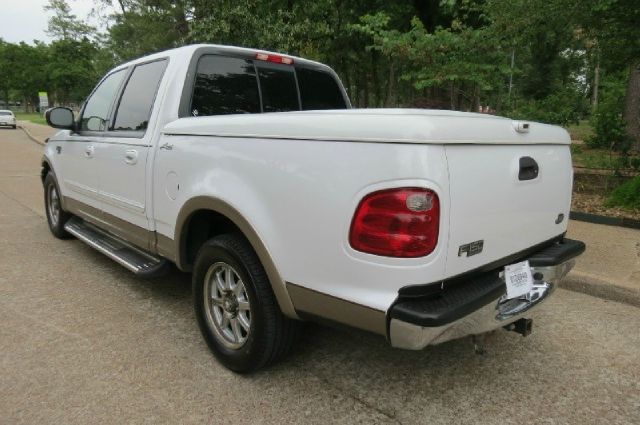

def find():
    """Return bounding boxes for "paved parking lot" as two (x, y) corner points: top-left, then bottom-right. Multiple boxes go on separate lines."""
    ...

(1, 128), (639, 424)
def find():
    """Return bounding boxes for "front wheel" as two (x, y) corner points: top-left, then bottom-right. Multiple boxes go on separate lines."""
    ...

(44, 173), (72, 239)
(193, 234), (299, 373)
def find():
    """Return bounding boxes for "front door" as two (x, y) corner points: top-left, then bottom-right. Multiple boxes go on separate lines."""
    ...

(58, 68), (127, 219)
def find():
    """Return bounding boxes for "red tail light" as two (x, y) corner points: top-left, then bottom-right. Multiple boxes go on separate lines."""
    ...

(255, 53), (294, 65)
(349, 188), (440, 258)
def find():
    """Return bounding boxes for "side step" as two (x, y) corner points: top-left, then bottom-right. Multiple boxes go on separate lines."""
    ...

(64, 217), (169, 278)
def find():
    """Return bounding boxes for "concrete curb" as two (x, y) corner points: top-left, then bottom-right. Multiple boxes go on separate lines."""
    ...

(570, 211), (640, 230)
(17, 123), (45, 146)
(560, 270), (640, 308)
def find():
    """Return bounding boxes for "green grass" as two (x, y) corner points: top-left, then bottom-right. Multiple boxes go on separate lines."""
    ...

(571, 144), (640, 171)
(571, 147), (618, 169)
(606, 176), (640, 211)
(566, 120), (593, 141)
(14, 112), (47, 126)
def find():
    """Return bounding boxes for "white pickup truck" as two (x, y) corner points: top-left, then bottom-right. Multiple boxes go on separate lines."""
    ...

(43, 44), (584, 372)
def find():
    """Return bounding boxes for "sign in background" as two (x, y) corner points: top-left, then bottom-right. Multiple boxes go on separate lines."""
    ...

(38, 92), (48, 110)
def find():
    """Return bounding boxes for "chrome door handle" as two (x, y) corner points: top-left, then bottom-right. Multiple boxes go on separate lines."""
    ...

(159, 142), (173, 151)
(124, 149), (138, 165)
(84, 145), (95, 158)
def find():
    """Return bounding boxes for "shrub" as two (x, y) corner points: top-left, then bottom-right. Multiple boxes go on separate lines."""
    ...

(586, 103), (629, 151)
(606, 176), (640, 211)
(570, 144), (583, 155)
(586, 73), (630, 152)
(506, 88), (588, 126)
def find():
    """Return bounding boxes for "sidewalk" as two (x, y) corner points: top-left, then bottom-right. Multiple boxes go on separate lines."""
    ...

(17, 120), (57, 146)
(14, 120), (640, 307)
(563, 220), (640, 307)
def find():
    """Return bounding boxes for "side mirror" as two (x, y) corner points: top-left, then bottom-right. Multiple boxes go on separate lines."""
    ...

(45, 107), (75, 130)
(85, 116), (104, 131)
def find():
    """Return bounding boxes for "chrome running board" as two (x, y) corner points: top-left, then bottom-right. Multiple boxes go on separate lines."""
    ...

(64, 217), (169, 277)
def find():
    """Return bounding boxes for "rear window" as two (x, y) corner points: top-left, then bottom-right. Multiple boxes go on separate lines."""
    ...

(0, 111), (13, 116)
(256, 64), (299, 112)
(297, 68), (347, 110)
(190, 54), (347, 117)
(191, 55), (260, 116)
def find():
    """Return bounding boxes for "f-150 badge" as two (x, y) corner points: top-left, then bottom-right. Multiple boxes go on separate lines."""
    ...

(458, 240), (484, 257)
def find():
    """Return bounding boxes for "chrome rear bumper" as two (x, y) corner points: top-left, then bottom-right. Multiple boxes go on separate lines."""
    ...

(389, 246), (581, 350)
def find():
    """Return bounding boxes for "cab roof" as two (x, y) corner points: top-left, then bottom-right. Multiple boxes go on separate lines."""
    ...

(112, 44), (328, 73)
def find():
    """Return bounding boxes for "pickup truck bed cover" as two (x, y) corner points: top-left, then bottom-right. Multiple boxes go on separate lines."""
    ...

(163, 108), (571, 145)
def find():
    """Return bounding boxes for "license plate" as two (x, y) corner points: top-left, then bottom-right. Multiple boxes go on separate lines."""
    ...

(504, 260), (534, 299)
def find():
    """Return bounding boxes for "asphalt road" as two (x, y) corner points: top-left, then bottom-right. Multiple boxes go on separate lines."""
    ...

(1, 128), (639, 424)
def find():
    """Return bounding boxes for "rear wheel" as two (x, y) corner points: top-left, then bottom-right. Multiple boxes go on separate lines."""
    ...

(193, 233), (298, 373)
(44, 173), (72, 239)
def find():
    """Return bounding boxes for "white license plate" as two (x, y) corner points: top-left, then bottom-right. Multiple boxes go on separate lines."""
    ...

(504, 260), (534, 299)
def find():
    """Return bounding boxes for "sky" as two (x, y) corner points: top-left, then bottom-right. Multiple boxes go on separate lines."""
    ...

(0, 0), (106, 44)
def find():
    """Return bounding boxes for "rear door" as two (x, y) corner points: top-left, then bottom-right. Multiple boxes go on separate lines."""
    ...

(97, 58), (168, 250)
(444, 143), (573, 277)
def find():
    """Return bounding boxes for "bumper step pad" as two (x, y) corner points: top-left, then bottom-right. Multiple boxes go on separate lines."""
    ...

(390, 239), (585, 328)
(391, 272), (505, 327)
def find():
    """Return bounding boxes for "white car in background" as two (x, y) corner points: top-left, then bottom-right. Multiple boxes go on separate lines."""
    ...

(0, 110), (17, 129)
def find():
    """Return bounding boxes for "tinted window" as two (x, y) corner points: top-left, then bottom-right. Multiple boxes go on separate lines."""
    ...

(297, 68), (347, 110)
(113, 59), (167, 132)
(192, 55), (260, 116)
(256, 65), (299, 112)
(80, 69), (126, 132)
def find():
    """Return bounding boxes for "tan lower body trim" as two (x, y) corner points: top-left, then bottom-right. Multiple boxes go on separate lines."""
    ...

(64, 197), (156, 254)
(156, 232), (178, 263)
(174, 196), (298, 319)
(286, 282), (387, 336)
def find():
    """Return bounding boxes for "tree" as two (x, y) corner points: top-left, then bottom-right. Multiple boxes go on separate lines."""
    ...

(583, 0), (640, 151)
(47, 38), (99, 105)
(49, 0), (636, 133)
(103, 0), (192, 61)
(45, 0), (96, 41)
(0, 42), (49, 111)
(0, 40), (11, 106)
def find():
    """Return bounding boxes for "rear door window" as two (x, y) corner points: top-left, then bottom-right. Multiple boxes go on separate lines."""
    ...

(191, 55), (260, 116)
(297, 68), (347, 110)
(255, 64), (300, 112)
(112, 59), (167, 134)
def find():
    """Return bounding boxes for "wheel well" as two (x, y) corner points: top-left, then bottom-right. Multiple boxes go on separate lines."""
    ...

(182, 209), (243, 269)
(41, 161), (51, 184)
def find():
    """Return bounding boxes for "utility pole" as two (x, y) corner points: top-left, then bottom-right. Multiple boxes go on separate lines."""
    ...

(591, 50), (600, 112)
(507, 49), (515, 105)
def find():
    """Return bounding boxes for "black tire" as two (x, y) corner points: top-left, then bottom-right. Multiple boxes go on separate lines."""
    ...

(44, 172), (72, 239)
(12, 125), (16, 129)
(193, 233), (299, 373)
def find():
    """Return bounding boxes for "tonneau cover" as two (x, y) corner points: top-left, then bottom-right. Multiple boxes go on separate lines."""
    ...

(162, 108), (570, 145)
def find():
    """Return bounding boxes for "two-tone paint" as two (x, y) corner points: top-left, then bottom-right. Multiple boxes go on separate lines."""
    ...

(43, 44), (574, 340)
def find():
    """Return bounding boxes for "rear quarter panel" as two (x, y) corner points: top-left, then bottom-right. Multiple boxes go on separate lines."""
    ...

(153, 135), (450, 312)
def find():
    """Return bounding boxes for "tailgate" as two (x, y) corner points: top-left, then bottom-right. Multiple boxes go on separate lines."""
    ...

(444, 144), (572, 277)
